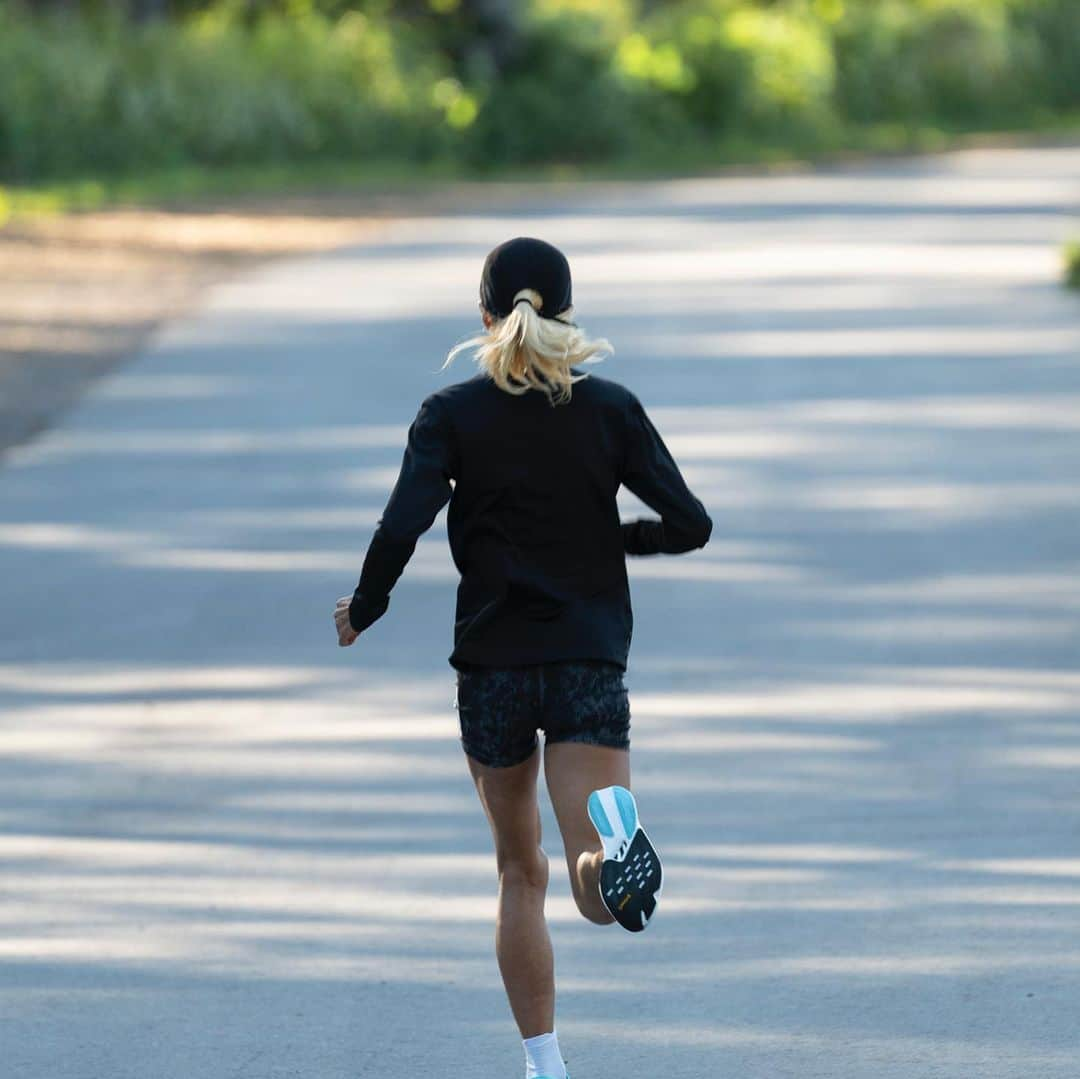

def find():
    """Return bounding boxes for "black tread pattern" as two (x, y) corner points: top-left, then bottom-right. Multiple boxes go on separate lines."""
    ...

(599, 828), (661, 932)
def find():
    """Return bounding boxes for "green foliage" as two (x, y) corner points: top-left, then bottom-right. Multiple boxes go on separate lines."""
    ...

(1065, 241), (1080, 291)
(0, 3), (453, 179)
(1, 0), (1079, 186)
(461, 7), (697, 169)
(832, 0), (1050, 127)
(623, 1), (836, 139)
(1007, 0), (1080, 112)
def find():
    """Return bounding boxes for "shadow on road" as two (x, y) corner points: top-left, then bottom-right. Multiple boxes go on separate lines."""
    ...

(2, 147), (1079, 1079)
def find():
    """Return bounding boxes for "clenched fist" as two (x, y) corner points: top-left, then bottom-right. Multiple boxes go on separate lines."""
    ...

(334, 596), (359, 647)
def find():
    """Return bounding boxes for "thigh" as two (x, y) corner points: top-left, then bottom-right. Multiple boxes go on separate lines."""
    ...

(467, 745), (543, 871)
(540, 661), (632, 879)
(455, 664), (541, 769)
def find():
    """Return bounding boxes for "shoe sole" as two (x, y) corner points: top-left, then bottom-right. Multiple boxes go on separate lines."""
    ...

(587, 785), (663, 932)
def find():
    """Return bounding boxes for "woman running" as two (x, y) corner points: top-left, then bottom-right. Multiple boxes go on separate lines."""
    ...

(333, 236), (712, 1079)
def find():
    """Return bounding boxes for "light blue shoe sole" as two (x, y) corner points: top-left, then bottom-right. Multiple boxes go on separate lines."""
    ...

(587, 785), (663, 931)
(587, 785), (638, 854)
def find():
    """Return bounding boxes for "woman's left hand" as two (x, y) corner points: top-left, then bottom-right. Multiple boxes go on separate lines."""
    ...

(334, 596), (359, 647)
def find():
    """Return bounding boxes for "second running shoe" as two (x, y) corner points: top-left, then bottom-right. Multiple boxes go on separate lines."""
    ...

(586, 785), (663, 932)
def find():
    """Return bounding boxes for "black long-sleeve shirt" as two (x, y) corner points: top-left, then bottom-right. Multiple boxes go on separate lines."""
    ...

(348, 369), (712, 671)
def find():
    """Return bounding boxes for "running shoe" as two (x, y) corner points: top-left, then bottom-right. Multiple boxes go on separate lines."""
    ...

(586, 785), (663, 932)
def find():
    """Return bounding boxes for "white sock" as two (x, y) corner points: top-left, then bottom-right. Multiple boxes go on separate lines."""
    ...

(523, 1030), (566, 1079)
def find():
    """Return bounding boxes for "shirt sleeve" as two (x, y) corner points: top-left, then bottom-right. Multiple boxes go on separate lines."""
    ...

(619, 392), (713, 556)
(348, 393), (457, 634)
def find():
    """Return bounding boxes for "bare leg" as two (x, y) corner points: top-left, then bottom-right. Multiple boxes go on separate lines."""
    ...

(543, 741), (631, 925)
(575, 847), (608, 922)
(466, 747), (554, 1038)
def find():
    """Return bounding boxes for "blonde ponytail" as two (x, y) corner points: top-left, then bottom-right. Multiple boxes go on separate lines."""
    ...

(443, 287), (613, 405)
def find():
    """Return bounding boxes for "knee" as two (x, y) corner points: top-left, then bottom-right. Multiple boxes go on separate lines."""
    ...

(497, 848), (550, 893)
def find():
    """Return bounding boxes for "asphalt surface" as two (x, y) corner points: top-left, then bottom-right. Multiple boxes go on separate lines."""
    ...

(2, 147), (1079, 1079)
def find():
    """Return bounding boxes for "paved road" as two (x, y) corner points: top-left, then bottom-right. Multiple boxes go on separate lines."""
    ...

(2, 148), (1079, 1079)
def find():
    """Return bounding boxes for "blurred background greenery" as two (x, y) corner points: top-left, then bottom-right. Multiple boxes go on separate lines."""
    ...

(2, 0), (1079, 207)
(1066, 240), (1080, 289)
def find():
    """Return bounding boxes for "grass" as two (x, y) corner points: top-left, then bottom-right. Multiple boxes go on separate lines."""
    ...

(2, 117), (1078, 224)
(0, 158), (472, 221)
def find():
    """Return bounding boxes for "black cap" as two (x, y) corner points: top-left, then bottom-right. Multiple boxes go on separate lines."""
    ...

(479, 236), (573, 320)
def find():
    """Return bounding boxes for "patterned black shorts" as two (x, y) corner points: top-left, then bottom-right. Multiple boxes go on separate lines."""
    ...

(454, 659), (631, 768)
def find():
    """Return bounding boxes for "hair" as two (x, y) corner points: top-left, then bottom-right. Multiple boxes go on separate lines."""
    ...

(442, 287), (614, 405)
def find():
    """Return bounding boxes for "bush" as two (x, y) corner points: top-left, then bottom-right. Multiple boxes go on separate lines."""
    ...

(461, 15), (639, 169)
(1065, 241), (1080, 291)
(833, 0), (1049, 128)
(1, 0), (1079, 187)
(462, 7), (699, 170)
(0, 4), (453, 180)
(1007, 0), (1080, 112)
(609, 2), (835, 140)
